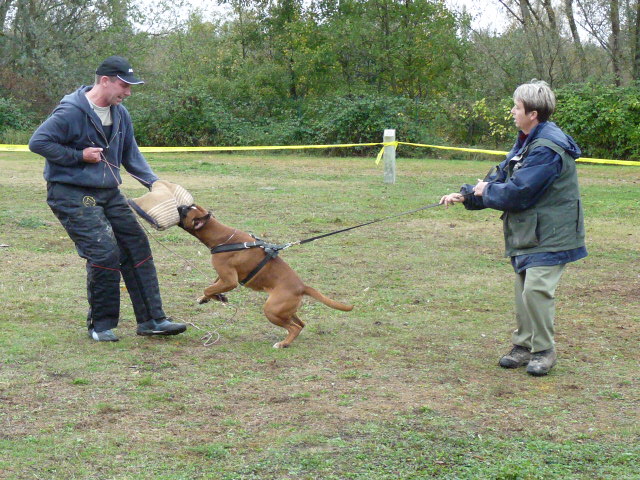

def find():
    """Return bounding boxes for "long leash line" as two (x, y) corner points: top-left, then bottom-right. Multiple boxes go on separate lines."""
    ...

(273, 192), (475, 252)
(132, 164), (473, 344)
(209, 194), (475, 292)
(140, 197), (463, 345)
(293, 200), (447, 247)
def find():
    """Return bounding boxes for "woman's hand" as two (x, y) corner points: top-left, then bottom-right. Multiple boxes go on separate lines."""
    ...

(439, 193), (465, 206)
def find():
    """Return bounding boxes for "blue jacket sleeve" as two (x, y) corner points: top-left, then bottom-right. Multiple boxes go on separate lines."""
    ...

(119, 109), (158, 188)
(461, 183), (485, 210)
(482, 146), (562, 212)
(461, 161), (508, 210)
(29, 108), (84, 166)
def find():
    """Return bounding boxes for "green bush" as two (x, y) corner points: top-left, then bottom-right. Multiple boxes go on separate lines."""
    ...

(131, 88), (255, 147)
(0, 97), (36, 136)
(444, 97), (513, 149)
(101, 84), (640, 161)
(554, 83), (640, 160)
(130, 89), (441, 154)
(299, 95), (434, 155)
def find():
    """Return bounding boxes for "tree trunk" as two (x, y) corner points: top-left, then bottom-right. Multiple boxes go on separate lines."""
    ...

(633, 0), (640, 79)
(0, 0), (15, 67)
(542, 0), (570, 82)
(237, 5), (247, 60)
(288, 56), (297, 99)
(519, 0), (546, 79)
(564, 0), (589, 79)
(610, 0), (622, 85)
(13, 0), (38, 62)
(0, 0), (14, 32)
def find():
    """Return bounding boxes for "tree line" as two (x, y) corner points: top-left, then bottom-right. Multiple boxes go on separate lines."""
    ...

(2, 0), (640, 159)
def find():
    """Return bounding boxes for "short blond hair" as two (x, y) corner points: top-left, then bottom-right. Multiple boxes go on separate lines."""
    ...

(513, 79), (556, 122)
(94, 74), (118, 85)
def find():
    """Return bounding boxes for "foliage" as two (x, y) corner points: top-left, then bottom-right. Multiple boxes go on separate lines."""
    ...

(301, 95), (429, 153)
(0, 97), (35, 134)
(461, 29), (543, 101)
(554, 83), (640, 159)
(444, 97), (514, 148)
(312, 0), (463, 98)
(131, 89), (441, 153)
(0, 0), (148, 111)
(131, 88), (254, 147)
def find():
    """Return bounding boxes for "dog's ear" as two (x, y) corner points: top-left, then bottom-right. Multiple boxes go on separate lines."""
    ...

(193, 213), (211, 230)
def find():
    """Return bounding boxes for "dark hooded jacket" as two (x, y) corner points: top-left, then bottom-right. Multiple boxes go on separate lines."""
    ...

(29, 85), (157, 188)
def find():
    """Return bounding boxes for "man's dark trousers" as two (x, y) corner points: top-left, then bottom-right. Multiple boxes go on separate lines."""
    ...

(47, 182), (166, 333)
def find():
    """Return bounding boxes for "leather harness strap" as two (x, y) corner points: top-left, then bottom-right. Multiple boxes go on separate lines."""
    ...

(211, 241), (265, 254)
(211, 240), (283, 286)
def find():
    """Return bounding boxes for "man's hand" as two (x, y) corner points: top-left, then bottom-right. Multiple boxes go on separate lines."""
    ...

(82, 147), (103, 164)
(440, 193), (464, 206)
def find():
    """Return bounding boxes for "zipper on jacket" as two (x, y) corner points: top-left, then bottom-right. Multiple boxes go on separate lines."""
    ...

(87, 113), (121, 186)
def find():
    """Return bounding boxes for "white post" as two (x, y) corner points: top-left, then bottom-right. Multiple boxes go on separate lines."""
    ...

(383, 129), (396, 184)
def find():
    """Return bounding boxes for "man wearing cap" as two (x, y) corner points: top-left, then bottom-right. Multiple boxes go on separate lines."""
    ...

(29, 55), (187, 342)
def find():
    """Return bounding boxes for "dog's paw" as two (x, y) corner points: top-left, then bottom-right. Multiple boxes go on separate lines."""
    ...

(212, 293), (228, 303)
(197, 296), (210, 304)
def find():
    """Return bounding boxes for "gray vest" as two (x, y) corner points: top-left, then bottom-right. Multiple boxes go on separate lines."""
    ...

(502, 138), (586, 257)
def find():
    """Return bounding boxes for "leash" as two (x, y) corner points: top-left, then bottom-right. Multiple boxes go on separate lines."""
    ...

(210, 195), (472, 285)
(290, 191), (477, 246)
(100, 152), (154, 187)
(139, 178), (473, 342)
(290, 199), (450, 247)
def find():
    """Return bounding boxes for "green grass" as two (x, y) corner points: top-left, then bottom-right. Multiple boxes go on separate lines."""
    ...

(0, 152), (638, 479)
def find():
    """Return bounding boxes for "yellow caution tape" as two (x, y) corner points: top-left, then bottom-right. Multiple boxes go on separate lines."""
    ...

(3, 140), (639, 166)
(375, 141), (399, 165)
(396, 142), (640, 166)
(574, 157), (640, 166)
(399, 141), (508, 156)
(137, 142), (385, 153)
(0, 142), (385, 154)
(0, 144), (30, 152)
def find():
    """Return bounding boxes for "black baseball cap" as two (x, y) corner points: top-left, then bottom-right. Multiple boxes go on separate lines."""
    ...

(95, 55), (144, 85)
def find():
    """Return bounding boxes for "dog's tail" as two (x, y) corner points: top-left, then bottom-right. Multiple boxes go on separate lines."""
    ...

(303, 286), (353, 311)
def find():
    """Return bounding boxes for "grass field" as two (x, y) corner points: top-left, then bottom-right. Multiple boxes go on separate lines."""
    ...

(0, 151), (638, 479)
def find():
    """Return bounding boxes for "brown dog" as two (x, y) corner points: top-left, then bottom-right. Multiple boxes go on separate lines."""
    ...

(178, 204), (353, 348)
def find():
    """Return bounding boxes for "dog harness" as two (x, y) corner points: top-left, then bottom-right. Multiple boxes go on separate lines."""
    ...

(211, 239), (287, 286)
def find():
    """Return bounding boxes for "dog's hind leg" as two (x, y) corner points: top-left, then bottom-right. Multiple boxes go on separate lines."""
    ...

(291, 314), (305, 330)
(263, 293), (304, 348)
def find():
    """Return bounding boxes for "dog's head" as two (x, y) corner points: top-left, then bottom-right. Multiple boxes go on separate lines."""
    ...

(178, 204), (213, 232)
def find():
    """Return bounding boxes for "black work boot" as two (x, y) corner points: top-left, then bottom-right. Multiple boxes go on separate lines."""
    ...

(136, 317), (187, 336)
(526, 348), (557, 376)
(499, 345), (531, 368)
